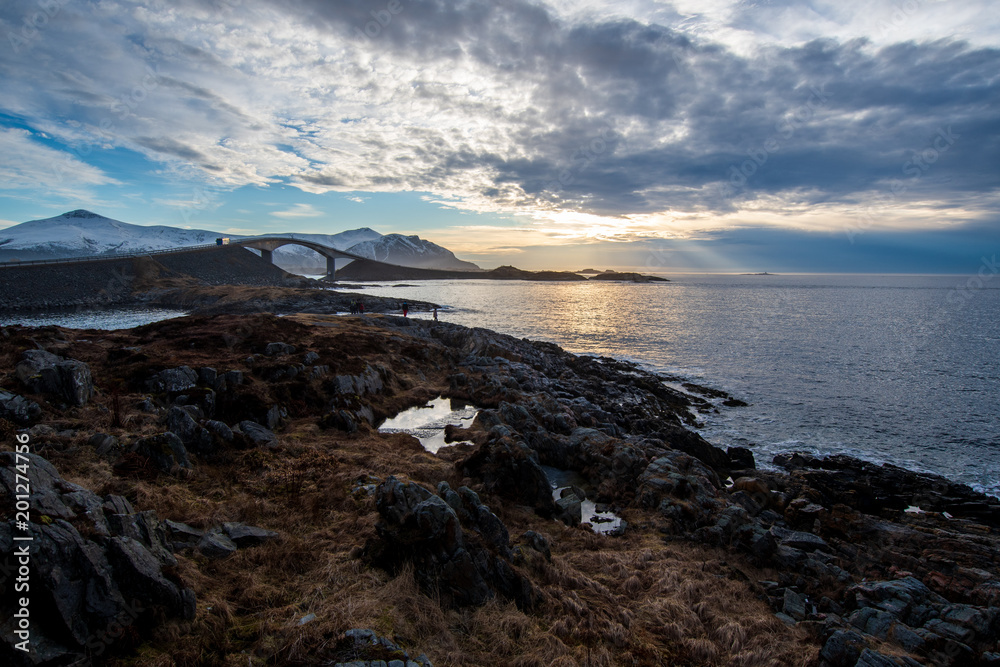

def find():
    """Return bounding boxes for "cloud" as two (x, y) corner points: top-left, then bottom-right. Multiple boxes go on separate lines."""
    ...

(0, 127), (118, 203)
(271, 203), (324, 219)
(0, 0), (997, 239)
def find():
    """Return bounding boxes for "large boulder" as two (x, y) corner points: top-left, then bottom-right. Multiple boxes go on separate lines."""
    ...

(237, 420), (279, 448)
(333, 364), (385, 397)
(144, 366), (198, 393)
(166, 406), (213, 453)
(15, 349), (94, 406)
(368, 477), (535, 610)
(458, 431), (556, 516)
(0, 453), (194, 666)
(637, 450), (724, 530)
(131, 432), (192, 472)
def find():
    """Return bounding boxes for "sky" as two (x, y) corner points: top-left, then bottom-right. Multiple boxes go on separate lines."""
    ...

(0, 0), (998, 272)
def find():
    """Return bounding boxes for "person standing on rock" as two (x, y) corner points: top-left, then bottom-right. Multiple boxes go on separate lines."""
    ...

(433, 307), (438, 321)
(359, 301), (364, 314)
(402, 302), (409, 317)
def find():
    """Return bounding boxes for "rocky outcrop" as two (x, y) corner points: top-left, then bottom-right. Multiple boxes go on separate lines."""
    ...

(166, 405), (213, 453)
(0, 390), (42, 425)
(457, 428), (556, 516)
(0, 453), (194, 666)
(130, 432), (192, 472)
(186, 521), (281, 560)
(236, 420), (279, 448)
(144, 365), (199, 394)
(367, 477), (536, 610)
(15, 350), (93, 406)
(772, 452), (1000, 527)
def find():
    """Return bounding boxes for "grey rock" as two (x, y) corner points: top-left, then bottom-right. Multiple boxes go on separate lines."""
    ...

(64, 489), (111, 537)
(0, 453), (196, 663)
(103, 494), (135, 516)
(818, 629), (866, 666)
(942, 603), (992, 637)
(889, 622), (925, 652)
(328, 408), (358, 433)
(88, 432), (119, 456)
(0, 388), (42, 424)
(166, 406), (213, 453)
(849, 607), (896, 640)
(178, 403), (205, 421)
(31, 519), (127, 646)
(222, 521), (279, 547)
(774, 544), (805, 568)
(204, 419), (234, 442)
(774, 611), (797, 626)
(556, 493), (583, 525)
(165, 519), (204, 551)
(304, 351), (320, 364)
(770, 525), (829, 552)
(373, 477), (534, 610)
(198, 530), (238, 559)
(197, 367), (217, 386)
(265, 342), (296, 356)
(923, 618), (975, 644)
(145, 366), (198, 393)
(457, 435), (556, 515)
(16, 349), (94, 406)
(106, 510), (176, 565)
(238, 420), (279, 448)
(265, 404), (286, 430)
(783, 588), (807, 622)
(855, 649), (902, 667)
(213, 369), (244, 392)
(727, 446), (756, 469)
(0, 451), (75, 519)
(131, 432), (192, 471)
(470, 503), (510, 556)
(105, 535), (193, 619)
(335, 365), (384, 396)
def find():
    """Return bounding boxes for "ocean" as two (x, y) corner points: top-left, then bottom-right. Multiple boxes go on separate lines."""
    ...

(3, 273), (997, 497)
(356, 274), (1000, 497)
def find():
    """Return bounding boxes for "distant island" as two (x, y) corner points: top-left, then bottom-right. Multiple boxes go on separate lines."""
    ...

(335, 260), (669, 283)
(589, 272), (669, 283)
(740, 272), (777, 275)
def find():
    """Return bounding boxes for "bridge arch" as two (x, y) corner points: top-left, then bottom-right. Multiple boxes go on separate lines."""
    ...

(234, 237), (369, 279)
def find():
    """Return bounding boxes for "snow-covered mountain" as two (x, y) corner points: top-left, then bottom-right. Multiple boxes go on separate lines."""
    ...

(345, 234), (479, 271)
(0, 210), (222, 259)
(0, 210), (480, 272)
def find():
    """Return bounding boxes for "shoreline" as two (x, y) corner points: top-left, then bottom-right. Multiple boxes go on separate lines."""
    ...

(1, 312), (998, 665)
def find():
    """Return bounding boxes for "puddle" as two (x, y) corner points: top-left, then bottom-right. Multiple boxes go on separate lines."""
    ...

(378, 396), (479, 453)
(540, 465), (623, 535)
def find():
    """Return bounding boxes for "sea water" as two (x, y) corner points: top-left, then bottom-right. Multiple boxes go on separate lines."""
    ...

(5, 274), (997, 497)
(357, 274), (1000, 497)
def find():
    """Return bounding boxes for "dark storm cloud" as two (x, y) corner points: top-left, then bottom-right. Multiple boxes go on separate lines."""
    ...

(282, 0), (1000, 216)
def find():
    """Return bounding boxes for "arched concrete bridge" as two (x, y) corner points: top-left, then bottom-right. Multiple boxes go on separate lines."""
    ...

(233, 237), (371, 279)
(0, 235), (380, 280)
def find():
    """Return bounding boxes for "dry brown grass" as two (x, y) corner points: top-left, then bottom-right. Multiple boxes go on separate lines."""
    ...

(0, 315), (819, 667)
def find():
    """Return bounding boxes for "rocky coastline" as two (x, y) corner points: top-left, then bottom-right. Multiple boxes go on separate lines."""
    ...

(1, 313), (997, 666)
